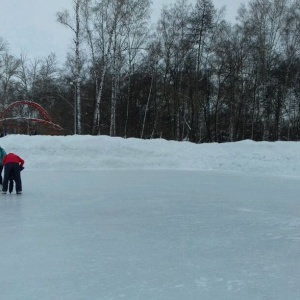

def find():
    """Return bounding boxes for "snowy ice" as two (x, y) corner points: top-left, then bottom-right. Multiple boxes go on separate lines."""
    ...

(0, 135), (299, 299)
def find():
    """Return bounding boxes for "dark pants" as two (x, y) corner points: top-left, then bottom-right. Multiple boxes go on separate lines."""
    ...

(8, 174), (16, 194)
(2, 163), (22, 193)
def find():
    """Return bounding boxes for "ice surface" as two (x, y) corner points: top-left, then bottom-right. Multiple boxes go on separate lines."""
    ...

(0, 135), (299, 299)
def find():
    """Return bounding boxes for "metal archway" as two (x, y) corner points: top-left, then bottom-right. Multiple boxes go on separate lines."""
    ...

(0, 100), (63, 133)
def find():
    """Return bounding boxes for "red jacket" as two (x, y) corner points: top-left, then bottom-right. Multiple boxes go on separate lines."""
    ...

(2, 153), (24, 167)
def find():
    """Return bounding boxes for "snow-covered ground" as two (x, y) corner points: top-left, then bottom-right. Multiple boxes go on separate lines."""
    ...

(2, 134), (300, 176)
(0, 135), (299, 299)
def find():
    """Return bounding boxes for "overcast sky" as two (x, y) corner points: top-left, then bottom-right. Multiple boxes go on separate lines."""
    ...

(0, 0), (247, 64)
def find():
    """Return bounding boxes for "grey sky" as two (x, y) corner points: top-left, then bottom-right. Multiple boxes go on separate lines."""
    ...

(0, 0), (246, 64)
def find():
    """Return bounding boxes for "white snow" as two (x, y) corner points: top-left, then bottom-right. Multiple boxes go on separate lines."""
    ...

(0, 134), (299, 299)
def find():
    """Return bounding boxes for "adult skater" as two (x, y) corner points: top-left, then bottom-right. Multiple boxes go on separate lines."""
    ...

(2, 152), (25, 195)
(8, 166), (24, 194)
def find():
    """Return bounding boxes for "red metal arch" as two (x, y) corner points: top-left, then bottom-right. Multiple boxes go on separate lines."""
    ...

(1, 100), (52, 122)
(0, 100), (63, 132)
(1, 117), (63, 131)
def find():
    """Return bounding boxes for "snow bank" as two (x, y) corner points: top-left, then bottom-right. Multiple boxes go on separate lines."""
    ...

(0, 134), (299, 177)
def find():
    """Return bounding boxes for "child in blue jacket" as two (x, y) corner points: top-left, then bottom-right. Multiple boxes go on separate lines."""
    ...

(0, 146), (7, 187)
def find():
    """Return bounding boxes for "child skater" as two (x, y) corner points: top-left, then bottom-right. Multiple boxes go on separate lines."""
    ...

(0, 146), (7, 188)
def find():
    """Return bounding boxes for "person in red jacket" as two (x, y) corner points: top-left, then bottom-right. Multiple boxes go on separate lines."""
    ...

(2, 153), (24, 194)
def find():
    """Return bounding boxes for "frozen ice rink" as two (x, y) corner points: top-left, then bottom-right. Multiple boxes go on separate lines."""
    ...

(1, 170), (299, 300)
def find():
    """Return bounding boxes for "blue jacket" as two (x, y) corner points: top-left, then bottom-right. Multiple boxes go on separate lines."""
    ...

(0, 147), (7, 166)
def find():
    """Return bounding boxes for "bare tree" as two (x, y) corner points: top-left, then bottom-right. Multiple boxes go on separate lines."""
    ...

(17, 52), (41, 100)
(0, 52), (20, 110)
(240, 0), (287, 140)
(81, 0), (119, 135)
(81, 0), (151, 135)
(122, 0), (151, 137)
(57, 0), (83, 134)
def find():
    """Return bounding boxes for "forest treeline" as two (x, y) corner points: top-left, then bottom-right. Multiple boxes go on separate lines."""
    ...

(1, 0), (300, 142)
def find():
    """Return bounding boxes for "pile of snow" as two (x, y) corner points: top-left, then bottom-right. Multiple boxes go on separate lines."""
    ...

(0, 134), (299, 177)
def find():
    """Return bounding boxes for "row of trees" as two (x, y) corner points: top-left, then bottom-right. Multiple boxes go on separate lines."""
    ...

(1, 0), (300, 142)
